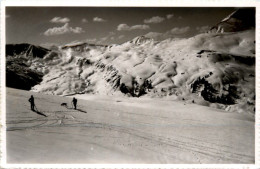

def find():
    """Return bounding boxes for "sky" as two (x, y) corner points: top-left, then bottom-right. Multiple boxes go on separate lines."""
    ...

(6, 7), (238, 47)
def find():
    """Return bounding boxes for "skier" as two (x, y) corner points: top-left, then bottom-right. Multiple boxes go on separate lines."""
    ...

(28, 95), (35, 111)
(72, 97), (77, 110)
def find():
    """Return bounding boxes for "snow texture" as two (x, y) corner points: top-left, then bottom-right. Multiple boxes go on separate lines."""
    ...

(6, 88), (254, 163)
(28, 30), (255, 114)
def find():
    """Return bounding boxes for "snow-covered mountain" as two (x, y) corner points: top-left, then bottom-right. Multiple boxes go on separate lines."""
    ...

(61, 42), (108, 51)
(6, 44), (52, 90)
(6, 57), (44, 90)
(6, 10), (255, 114)
(210, 8), (255, 33)
(130, 36), (154, 45)
(6, 43), (50, 58)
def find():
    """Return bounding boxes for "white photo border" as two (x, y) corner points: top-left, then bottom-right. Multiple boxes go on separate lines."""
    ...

(1, 0), (259, 168)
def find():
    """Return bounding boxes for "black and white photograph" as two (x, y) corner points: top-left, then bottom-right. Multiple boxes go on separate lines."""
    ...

(1, 2), (257, 165)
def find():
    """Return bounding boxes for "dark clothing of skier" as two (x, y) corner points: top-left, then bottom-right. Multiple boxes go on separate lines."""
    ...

(72, 97), (77, 110)
(28, 95), (35, 111)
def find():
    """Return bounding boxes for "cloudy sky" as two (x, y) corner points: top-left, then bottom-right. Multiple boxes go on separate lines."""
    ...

(6, 7), (237, 46)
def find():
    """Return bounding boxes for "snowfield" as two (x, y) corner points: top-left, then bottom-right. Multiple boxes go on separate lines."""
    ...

(6, 88), (254, 164)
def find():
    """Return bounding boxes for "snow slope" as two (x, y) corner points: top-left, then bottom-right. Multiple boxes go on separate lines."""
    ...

(6, 88), (254, 164)
(30, 29), (255, 114)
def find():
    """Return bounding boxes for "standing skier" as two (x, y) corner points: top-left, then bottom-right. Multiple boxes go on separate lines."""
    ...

(28, 95), (35, 111)
(72, 97), (77, 110)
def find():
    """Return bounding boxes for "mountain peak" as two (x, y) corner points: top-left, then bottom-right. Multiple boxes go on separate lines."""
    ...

(210, 8), (255, 33)
(130, 36), (154, 45)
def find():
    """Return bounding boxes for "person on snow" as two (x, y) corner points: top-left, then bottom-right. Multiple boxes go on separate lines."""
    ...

(28, 95), (35, 111)
(72, 97), (77, 110)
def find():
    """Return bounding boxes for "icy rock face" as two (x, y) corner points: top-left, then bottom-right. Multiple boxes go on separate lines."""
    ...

(5, 44), (52, 90)
(191, 50), (253, 105)
(6, 57), (44, 90)
(210, 8), (255, 33)
(6, 43), (50, 58)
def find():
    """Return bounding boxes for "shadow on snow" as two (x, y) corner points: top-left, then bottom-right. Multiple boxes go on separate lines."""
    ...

(32, 109), (47, 117)
(66, 107), (87, 113)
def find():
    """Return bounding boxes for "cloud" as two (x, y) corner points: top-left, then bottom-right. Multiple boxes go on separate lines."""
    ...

(44, 23), (84, 36)
(170, 26), (190, 34)
(144, 16), (165, 24)
(82, 18), (88, 23)
(131, 25), (150, 30)
(100, 37), (108, 41)
(196, 26), (210, 33)
(97, 32), (116, 44)
(97, 37), (109, 44)
(93, 17), (106, 22)
(71, 27), (84, 33)
(86, 38), (97, 43)
(117, 24), (150, 31)
(144, 26), (190, 41)
(118, 35), (125, 39)
(109, 32), (116, 35)
(117, 24), (130, 31)
(166, 14), (174, 19)
(144, 32), (163, 39)
(50, 17), (70, 23)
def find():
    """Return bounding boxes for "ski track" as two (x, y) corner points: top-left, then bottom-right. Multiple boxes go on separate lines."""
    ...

(7, 109), (252, 163)
(6, 88), (254, 163)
